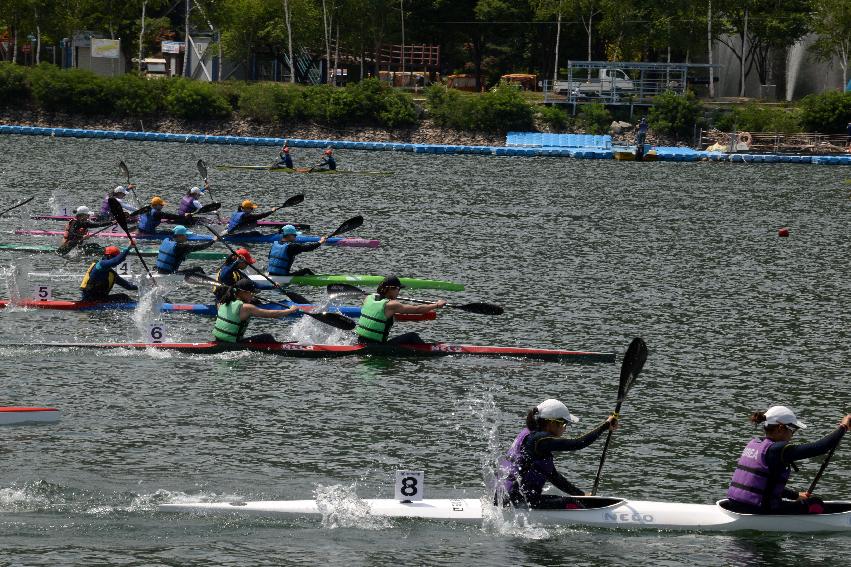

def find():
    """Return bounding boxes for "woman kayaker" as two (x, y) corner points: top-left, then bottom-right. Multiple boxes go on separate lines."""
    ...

(213, 278), (299, 344)
(267, 225), (326, 276)
(80, 245), (139, 302)
(154, 225), (217, 275)
(58, 206), (113, 254)
(497, 399), (618, 509)
(215, 248), (255, 303)
(726, 405), (851, 515)
(138, 196), (191, 234)
(226, 200), (276, 233)
(98, 185), (136, 219)
(315, 148), (336, 171)
(354, 275), (445, 344)
(276, 144), (294, 169)
(177, 184), (208, 216)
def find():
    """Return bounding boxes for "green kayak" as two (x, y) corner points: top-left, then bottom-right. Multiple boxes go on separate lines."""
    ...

(215, 164), (393, 175)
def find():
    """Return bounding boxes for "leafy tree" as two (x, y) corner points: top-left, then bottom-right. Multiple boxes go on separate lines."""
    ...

(810, 0), (851, 89)
(648, 89), (703, 137)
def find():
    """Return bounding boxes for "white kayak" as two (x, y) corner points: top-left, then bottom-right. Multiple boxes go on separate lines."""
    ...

(0, 407), (60, 425)
(158, 495), (851, 533)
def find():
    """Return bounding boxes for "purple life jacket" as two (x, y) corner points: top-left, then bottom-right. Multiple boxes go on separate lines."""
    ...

(99, 195), (112, 216)
(499, 428), (555, 501)
(178, 195), (198, 215)
(727, 437), (790, 509)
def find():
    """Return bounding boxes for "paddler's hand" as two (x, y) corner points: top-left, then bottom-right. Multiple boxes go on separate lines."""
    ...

(128, 183), (137, 190)
(435, 300), (447, 308)
(607, 414), (619, 430)
(798, 491), (813, 500)
(839, 415), (851, 431)
(319, 235), (328, 245)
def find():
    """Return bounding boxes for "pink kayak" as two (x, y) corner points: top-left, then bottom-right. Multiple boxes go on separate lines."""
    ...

(0, 407), (61, 425)
(31, 214), (309, 231)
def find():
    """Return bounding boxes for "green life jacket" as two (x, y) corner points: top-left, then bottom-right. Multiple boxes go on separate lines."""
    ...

(213, 299), (249, 342)
(355, 294), (392, 342)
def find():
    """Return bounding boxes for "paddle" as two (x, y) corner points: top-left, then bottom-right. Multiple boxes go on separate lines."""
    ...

(806, 417), (849, 496)
(326, 283), (503, 315)
(57, 205), (150, 255)
(0, 196), (35, 217)
(201, 221), (291, 295)
(591, 337), (648, 496)
(224, 194), (305, 236)
(196, 201), (221, 214)
(327, 215), (363, 238)
(119, 161), (140, 206)
(183, 271), (355, 331)
(196, 159), (215, 201)
(107, 197), (156, 284)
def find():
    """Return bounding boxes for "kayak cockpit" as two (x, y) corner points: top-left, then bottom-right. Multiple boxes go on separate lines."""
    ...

(717, 499), (851, 515)
(510, 496), (625, 510)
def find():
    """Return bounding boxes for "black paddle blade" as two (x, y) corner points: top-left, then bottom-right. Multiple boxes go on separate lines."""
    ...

(128, 205), (151, 217)
(328, 215), (364, 238)
(282, 194), (305, 208)
(197, 159), (207, 179)
(107, 198), (131, 232)
(327, 283), (367, 297)
(0, 196), (35, 217)
(119, 161), (129, 183)
(197, 202), (221, 214)
(184, 272), (219, 287)
(282, 289), (312, 305)
(305, 311), (356, 331)
(458, 302), (504, 315)
(618, 337), (648, 399)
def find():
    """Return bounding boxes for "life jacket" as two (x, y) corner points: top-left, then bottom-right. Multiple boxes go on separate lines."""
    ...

(80, 261), (116, 296)
(99, 195), (112, 217)
(727, 437), (791, 510)
(326, 156), (337, 170)
(499, 428), (556, 502)
(178, 195), (199, 215)
(64, 219), (87, 242)
(226, 211), (247, 232)
(354, 294), (392, 342)
(268, 241), (294, 276)
(155, 238), (181, 273)
(138, 209), (161, 233)
(213, 300), (249, 342)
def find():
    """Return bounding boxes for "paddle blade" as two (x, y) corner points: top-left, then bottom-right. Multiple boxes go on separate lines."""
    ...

(305, 311), (356, 331)
(197, 159), (207, 180)
(282, 194), (305, 208)
(618, 337), (648, 400)
(119, 161), (129, 183)
(128, 205), (151, 217)
(184, 272), (219, 287)
(457, 302), (504, 315)
(283, 289), (312, 305)
(328, 215), (364, 238)
(197, 202), (221, 214)
(107, 198), (131, 232)
(327, 283), (367, 298)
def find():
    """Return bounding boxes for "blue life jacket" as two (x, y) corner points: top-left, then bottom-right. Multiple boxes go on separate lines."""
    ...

(155, 238), (181, 273)
(727, 437), (790, 510)
(268, 241), (294, 275)
(138, 209), (161, 233)
(227, 211), (246, 232)
(499, 428), (556, 502)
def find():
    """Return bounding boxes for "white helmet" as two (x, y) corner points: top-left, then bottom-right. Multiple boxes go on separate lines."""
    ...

(536, 399), (579, 424)
(190, 186), (202, 196)
(113, 185), (127, 195)
(74, 205), (92, 216)
(764, 405), (807, 429)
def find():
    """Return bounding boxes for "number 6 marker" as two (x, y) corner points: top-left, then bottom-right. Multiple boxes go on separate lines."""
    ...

(148, 323), (166, 343)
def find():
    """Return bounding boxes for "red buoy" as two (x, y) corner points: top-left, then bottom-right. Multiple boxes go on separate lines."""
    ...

(778, 227), (790, 237)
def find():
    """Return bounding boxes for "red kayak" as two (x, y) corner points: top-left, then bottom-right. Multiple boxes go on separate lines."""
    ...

(0, 407), (60, 425)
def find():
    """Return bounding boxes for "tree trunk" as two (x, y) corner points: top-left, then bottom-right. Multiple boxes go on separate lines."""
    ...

(553, 10), (561, 85)
(284, 0), (295, 83)
(12, 26), (17, 64)
(139, 0), (147, 72)
(183, 0), (191, 77)
(400, 0), (405, 76)
(739, 7), (748, 97)
(708, 0), (714, 98)
(333, 22), (340, 85)
(322, 0), (332, 85)
(587, 5), (593, 61)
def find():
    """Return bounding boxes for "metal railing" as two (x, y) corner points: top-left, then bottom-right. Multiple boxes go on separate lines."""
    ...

(699, 129), (850, 154)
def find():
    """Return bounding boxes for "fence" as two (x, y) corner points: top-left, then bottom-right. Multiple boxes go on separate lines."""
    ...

(699, 129), (850, 154)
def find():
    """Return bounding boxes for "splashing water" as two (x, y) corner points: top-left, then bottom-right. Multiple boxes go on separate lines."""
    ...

(314, 483), (391, 530)
(131, 274), (183, 341)
(285, 296), (357, 345)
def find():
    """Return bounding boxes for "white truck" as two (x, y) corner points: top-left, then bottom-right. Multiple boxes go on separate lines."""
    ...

(553, 68), (634, 96)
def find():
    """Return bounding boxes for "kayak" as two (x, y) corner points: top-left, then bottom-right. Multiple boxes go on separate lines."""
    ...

(0, 243), (231, 260)
(0, 299), (435, 321)
(157, 495), (851, 533)
(3, 341), (615, 363)
(216, 165), (393, 175)
(0, 407), (60, 425)
(14, 229), (380, 248)
(30, 214), (309, 231)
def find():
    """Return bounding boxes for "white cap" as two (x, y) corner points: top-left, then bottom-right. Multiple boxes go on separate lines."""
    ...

(536, 399), (579, 424)
(74, 205), (92, 216)
(190, 186), (202, 195)
(764, 405), (807, 429)
(113, 185), (127, 195)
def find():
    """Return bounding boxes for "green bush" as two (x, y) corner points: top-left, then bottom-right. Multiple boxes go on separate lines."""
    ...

(238, 82), (280, 121)
(163, 78), (232, 120)
(378, 90), (418, 127)
(29, 64), (112, 115)
(576, 103), (612, 134)
(537, 105), (571, 131)
(798, 91), (851, 133)
(425, 82), (533, 132)
(648, 90), (703, 137)
(425, 84), (468, 128)
(713, 104), (801, 133)
(0, 62), (30, 108)
(104, 74), (166, 117)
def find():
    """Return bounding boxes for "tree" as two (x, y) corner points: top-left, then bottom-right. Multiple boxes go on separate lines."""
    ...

(810, 0), (851, 89)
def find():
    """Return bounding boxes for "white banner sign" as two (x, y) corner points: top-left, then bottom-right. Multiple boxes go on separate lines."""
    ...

(161, 41), (183, 54)
(91, 38), (120, 59)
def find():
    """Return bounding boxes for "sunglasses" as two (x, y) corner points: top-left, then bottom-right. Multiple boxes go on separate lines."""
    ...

(547, 418), (570, 427)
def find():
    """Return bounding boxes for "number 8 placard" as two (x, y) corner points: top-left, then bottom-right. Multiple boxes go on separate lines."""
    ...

(394, 470), (424, 502)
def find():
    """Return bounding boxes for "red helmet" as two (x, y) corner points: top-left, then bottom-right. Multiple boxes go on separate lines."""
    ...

(234, 248), (255, 264)
(324, 149), (333, 155)
(104, 246), (121, 257)
(282, 147), (290, 153)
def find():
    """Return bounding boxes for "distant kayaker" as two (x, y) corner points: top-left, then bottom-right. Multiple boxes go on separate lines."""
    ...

(267, 225), (326, 277)
(154, 225), (216, 275)
(80, 245), (139, 302)
(215, 248), (255, 303)
(213, 278), (300, 344)
(354, 275), (445, 344)
(315, 148), (336, 171)
(497, 398), (618, 509)
(58, 206), (113, 254)
(98, 185), (136, 219)
(226, 200), (276, 233)
(276, 144), (294, 169)
(177, 184), (208, 216)
(725, 405), (851, 515)
(138, 196), (191, 234)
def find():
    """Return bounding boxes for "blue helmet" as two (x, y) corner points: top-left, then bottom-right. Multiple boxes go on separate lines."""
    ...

(173, 225), (194, 236)
(281, 224), (298, 236)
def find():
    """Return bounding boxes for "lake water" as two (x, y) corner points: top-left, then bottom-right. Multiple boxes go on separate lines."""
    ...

(1, 134), (850, 565)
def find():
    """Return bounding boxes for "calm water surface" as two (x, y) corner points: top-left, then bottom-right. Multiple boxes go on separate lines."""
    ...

(0, 135), (850, 565)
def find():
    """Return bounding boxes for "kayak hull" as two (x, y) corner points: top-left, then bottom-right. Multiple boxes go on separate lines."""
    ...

(0, 407), (60, 425)
(3, 341), (615, 363)
(215, 165), (392, 175)
(15, 230), (379, 248)
(0, 243), (229, 260)
(30, 215), (309, 231)
(157, 496), (851, 533)
(245, 274), (464, 292)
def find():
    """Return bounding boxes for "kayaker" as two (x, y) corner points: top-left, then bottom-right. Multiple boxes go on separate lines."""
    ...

(154, 225), (217, 275)
(497, 398), (618, 509)
(267, 225), (326, 277)
(354, 275), (445, 344)
(213, 278), (300, 343)
(225, 200), (276, 233)
(726, 405), (851, 515)
(315, 148), (336, 171)
(276, 144), (294, 169)
(58, 206), (113, 254)
(138, 196), (191, 234)
(215, 248), (255, 303)
(98, 185), (136, 219)
(177, 184), (208, 216)
(80, 245), (139, 302)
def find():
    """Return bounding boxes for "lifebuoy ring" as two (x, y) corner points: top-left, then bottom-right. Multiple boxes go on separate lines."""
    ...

(737, 131), (753, 145)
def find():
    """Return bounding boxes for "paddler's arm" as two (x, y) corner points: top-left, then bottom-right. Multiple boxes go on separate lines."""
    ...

(287, 238), (326, 255)
(535, 418), (615, 453)
(386, 298), (447, 316)
(240, 303), (299, 319)
(99, 247), (133, 268)
(175, 240), (216, 254)
(113, 273), (138, 291)
(245, 210), (275, 222)
(548, 469), (584, 496)
(84, 219), (115, 229)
